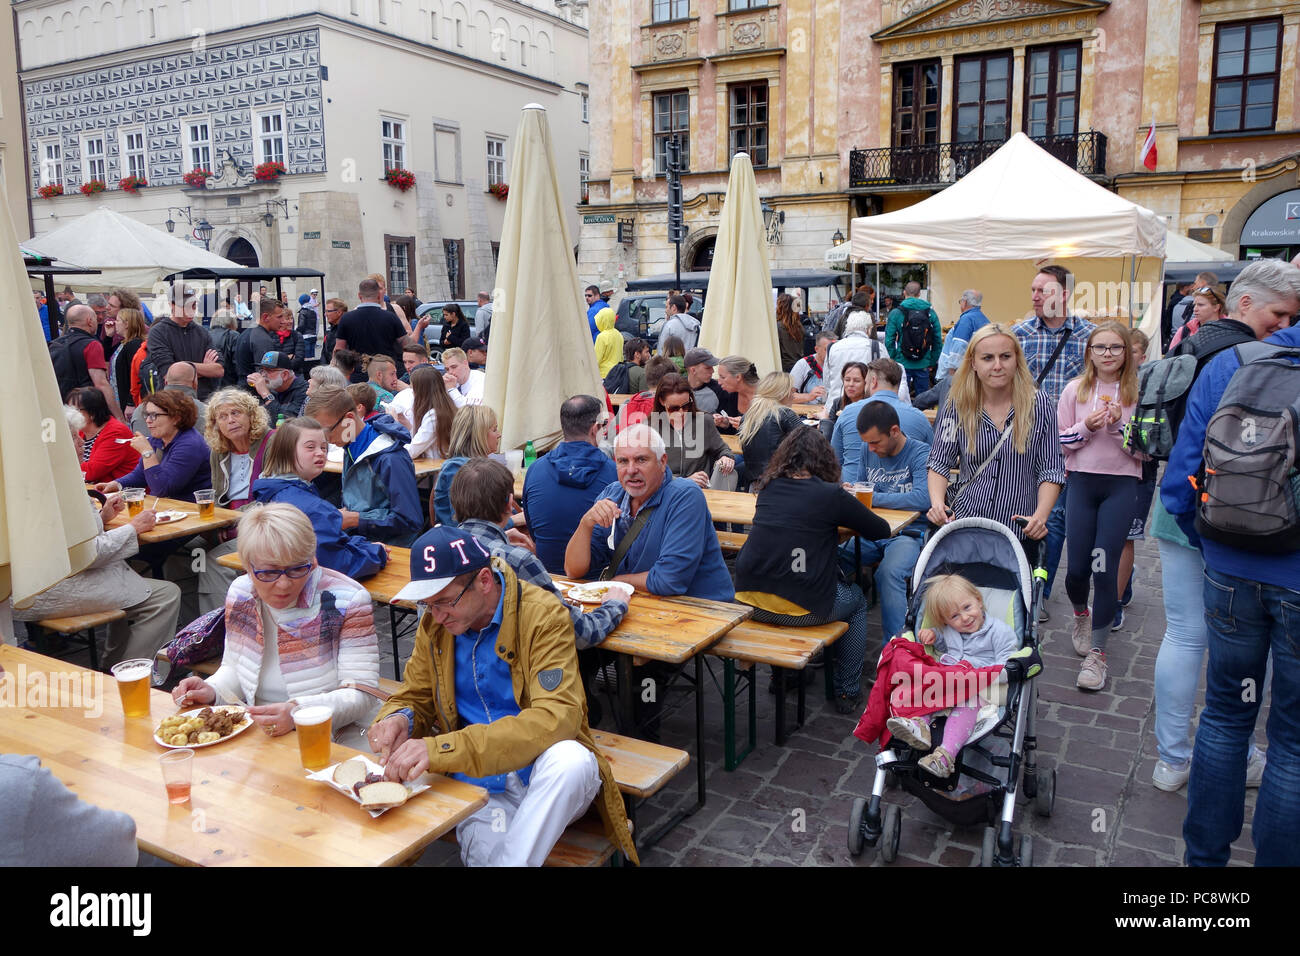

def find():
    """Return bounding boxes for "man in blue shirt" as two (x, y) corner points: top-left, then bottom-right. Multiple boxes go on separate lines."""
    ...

(1161, 258), (1300, 867)
(584, 284), (604, 342)
(565, 423), (733, 602)
(522, 395), (618, 574)
(372, 526), (633, 866)
(842, 401), (931, 644)
(833, 357), (933, 482)
(935, 289), (989, 380)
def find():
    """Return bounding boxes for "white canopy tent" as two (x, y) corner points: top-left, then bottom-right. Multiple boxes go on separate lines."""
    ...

(848, 133), (1167, 334)
(23, 207), (238, 294)
(1164, 229), (1234, 266)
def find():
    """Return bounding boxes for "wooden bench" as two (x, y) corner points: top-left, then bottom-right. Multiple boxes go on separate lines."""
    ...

(34, 609), (127, 671)
(716, 530), (748, 554)
(708, 619), (849, 770)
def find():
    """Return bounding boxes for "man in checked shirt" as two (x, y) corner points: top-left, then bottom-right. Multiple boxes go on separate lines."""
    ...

(1011, 265), (1095, 618)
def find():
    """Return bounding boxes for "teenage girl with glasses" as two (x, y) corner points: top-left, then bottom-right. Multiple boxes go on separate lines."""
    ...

(1057, 321), (1145, 692)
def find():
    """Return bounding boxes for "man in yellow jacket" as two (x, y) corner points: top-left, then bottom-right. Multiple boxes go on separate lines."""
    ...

(370, 526), (637, 866)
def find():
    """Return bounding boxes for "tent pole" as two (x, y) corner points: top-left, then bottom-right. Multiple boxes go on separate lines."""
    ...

(1128, 256), (1138, 329)
(875, 262), (881, 321)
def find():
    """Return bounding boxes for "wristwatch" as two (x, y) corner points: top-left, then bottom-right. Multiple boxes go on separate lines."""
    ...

(141, 448), (156, 460)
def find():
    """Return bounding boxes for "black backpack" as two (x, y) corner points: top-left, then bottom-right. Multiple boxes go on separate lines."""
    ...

(603, 361), (633, 396)
(899, 305), (934, 361)
(47, 327), (96, 400)
(1196, 343), (1300, 553)
(1132, 322), (1256, 460)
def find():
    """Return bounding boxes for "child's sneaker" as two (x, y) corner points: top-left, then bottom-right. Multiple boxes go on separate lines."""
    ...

(1071, 610), (1092, 656)
(886, 716), (931, 750)
(918, 746), (956, 778)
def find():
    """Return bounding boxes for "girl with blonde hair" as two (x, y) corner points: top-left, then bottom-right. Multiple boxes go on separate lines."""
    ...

(1057, 321), (1144, 692)
(738, 371), (802, 484)
(926, 324), (1065, 553)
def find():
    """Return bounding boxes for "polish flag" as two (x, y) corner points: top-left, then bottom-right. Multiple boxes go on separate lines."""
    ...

(1140, 115), (1157, 171)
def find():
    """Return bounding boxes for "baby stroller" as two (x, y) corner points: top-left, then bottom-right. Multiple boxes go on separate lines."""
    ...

(846, 516), (1055, 866)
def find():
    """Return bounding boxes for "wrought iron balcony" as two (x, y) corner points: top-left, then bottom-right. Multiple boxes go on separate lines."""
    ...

(849, 130), (1107, 189)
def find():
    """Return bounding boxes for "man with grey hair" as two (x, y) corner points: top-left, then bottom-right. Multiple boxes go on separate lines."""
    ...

(823, 310), (910, 408)
(47, 303), (126, 423)
(935, 288), (989, 380)
(1160, 256), (1300, 864)
(565, 423), (733, 601)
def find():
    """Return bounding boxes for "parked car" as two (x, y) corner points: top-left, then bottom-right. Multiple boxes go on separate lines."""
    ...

(415, 300), (480, 351)
(614, 294), (705, 346)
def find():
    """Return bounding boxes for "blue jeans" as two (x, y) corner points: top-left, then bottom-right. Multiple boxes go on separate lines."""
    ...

(1154, 540), (1207, 767)
(844, 534), (923, 645)
(1185, 568), (1300, 866)
(905, 367), (931, 396)
(1043, 482), (1068, 599)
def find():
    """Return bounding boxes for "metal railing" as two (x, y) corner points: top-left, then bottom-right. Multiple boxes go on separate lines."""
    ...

(849, 130), (1107, 188)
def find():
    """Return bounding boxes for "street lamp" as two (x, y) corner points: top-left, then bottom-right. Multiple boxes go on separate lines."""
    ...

(263, 198), (289, 228)
(196, 219), (213, 249)
(832, 228), (846, 246)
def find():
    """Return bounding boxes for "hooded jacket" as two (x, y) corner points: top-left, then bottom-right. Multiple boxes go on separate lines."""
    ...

(252, 475), (388, 580)
(660, 311), (700, 351)
(521, 441), (618, 574)
(593, 308), (623, 377)
(375, 558), (638, 864)
(885, 297), (943, 370)
(341, 417), (423, 546)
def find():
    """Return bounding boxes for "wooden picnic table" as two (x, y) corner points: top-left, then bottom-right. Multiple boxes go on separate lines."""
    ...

(923, 407), (937, 423)
(98, 492), (241, 544)
(702, 488), (918, 537)
(792, 402), (824, 417)
(323, 457), (443, 477)
(722, 433), (742, 454)
(0, 644), (488, 867)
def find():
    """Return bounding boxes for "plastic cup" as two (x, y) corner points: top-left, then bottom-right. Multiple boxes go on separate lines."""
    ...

(124, 487), (145, 517)
(194, 489), (215, 519)
(853, 483), (875, 509)
(504, 449), (524, 476)
(111, 659), (153, 718)
(159, 748), (194, 804)
(292, 704), (334, 771)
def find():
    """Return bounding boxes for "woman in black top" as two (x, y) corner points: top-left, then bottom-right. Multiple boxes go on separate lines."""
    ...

(776, 293), (804, 372)
(737, 371), (804, 486)
(111, 308), (149, 415)
(735, 426), (889, 713)
(651, 373), (735, 487)
(440, 304), (472, 351)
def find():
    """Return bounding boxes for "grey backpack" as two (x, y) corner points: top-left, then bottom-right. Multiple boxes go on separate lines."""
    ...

(1196, 343), (1300, 553)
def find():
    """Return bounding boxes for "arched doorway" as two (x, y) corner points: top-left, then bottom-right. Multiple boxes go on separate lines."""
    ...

(690, 236), (715, 271)
(225, 237), (259, 267)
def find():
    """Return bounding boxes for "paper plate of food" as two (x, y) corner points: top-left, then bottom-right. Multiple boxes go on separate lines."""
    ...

(565, 581), (635, 605)
(153, 510), (192, 524)
(310, 755), (432, 817)
(154, 705), (253, 748)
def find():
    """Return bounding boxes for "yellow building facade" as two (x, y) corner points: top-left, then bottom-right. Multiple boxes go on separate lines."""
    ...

(580, 0), (1300, 298)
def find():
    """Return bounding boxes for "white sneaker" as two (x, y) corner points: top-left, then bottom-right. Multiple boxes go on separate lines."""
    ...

(1246, 748), (1266, 788)
(1152, 759), (1191, 792)
(1071, 611), (1092, 656)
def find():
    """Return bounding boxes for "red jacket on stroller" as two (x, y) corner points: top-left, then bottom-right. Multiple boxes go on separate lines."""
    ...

(855, 637), (1005, 746)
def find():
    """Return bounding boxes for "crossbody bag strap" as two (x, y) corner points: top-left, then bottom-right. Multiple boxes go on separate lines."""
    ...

(1036, 327), (1073, 387)
(950, 420), (1015, 508)
(599, 505), (657, 581)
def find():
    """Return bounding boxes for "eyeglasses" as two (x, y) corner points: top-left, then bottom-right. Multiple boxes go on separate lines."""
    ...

(250, 562), (313, 583)
(662, 400), (692, 412)
(142, 411), (166, 421)
(1089, 344), (1126, 356)
(425, 575), (476, 613)
(1192, 287), (1216, 296)
(320, 414), (346, 435)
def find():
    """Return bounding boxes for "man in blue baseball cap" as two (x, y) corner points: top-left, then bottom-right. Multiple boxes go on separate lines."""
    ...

(248, 350), (308, 420)
(368, 526), (637, 866)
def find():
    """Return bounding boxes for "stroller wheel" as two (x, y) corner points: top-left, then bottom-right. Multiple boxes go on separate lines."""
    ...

(847, 797), (867, 857)
(1019, 834), (1034, 867)
(880, 804), (901, 863)
(1035, 768), (1057, 818)
(981, 826), (997, 867)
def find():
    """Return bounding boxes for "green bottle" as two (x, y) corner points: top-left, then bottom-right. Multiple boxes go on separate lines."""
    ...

(524, 440), (537, 469)
(276, 413), (286, 427)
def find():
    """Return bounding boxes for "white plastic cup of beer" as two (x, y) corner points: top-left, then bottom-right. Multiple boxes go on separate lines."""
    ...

(111, 659), (153, 718)
(124, 487), (146, 517)
(292, 704), (334, 771)
(194, 489), (215, 519)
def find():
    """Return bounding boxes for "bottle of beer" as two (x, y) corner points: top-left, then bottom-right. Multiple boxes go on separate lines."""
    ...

(524, 440), (536, 469)
(276, 413), (286, 427)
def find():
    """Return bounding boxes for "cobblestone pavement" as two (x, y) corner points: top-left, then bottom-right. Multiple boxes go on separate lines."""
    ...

(392, 534), (1267, 868)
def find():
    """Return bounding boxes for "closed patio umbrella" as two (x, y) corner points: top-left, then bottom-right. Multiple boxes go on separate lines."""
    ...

(0, 192), (98, 639)
(697, 152), (781, 376)
(483, 104), (604, 452)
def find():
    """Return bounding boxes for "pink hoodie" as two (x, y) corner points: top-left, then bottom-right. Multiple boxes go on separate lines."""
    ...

(1057, 378), (1143, 479)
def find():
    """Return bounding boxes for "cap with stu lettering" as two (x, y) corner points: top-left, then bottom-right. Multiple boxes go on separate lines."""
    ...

(392, 527), (493, 602)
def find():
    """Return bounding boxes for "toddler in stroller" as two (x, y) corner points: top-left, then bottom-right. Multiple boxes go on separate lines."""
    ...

(886, 573), (1019, 778)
